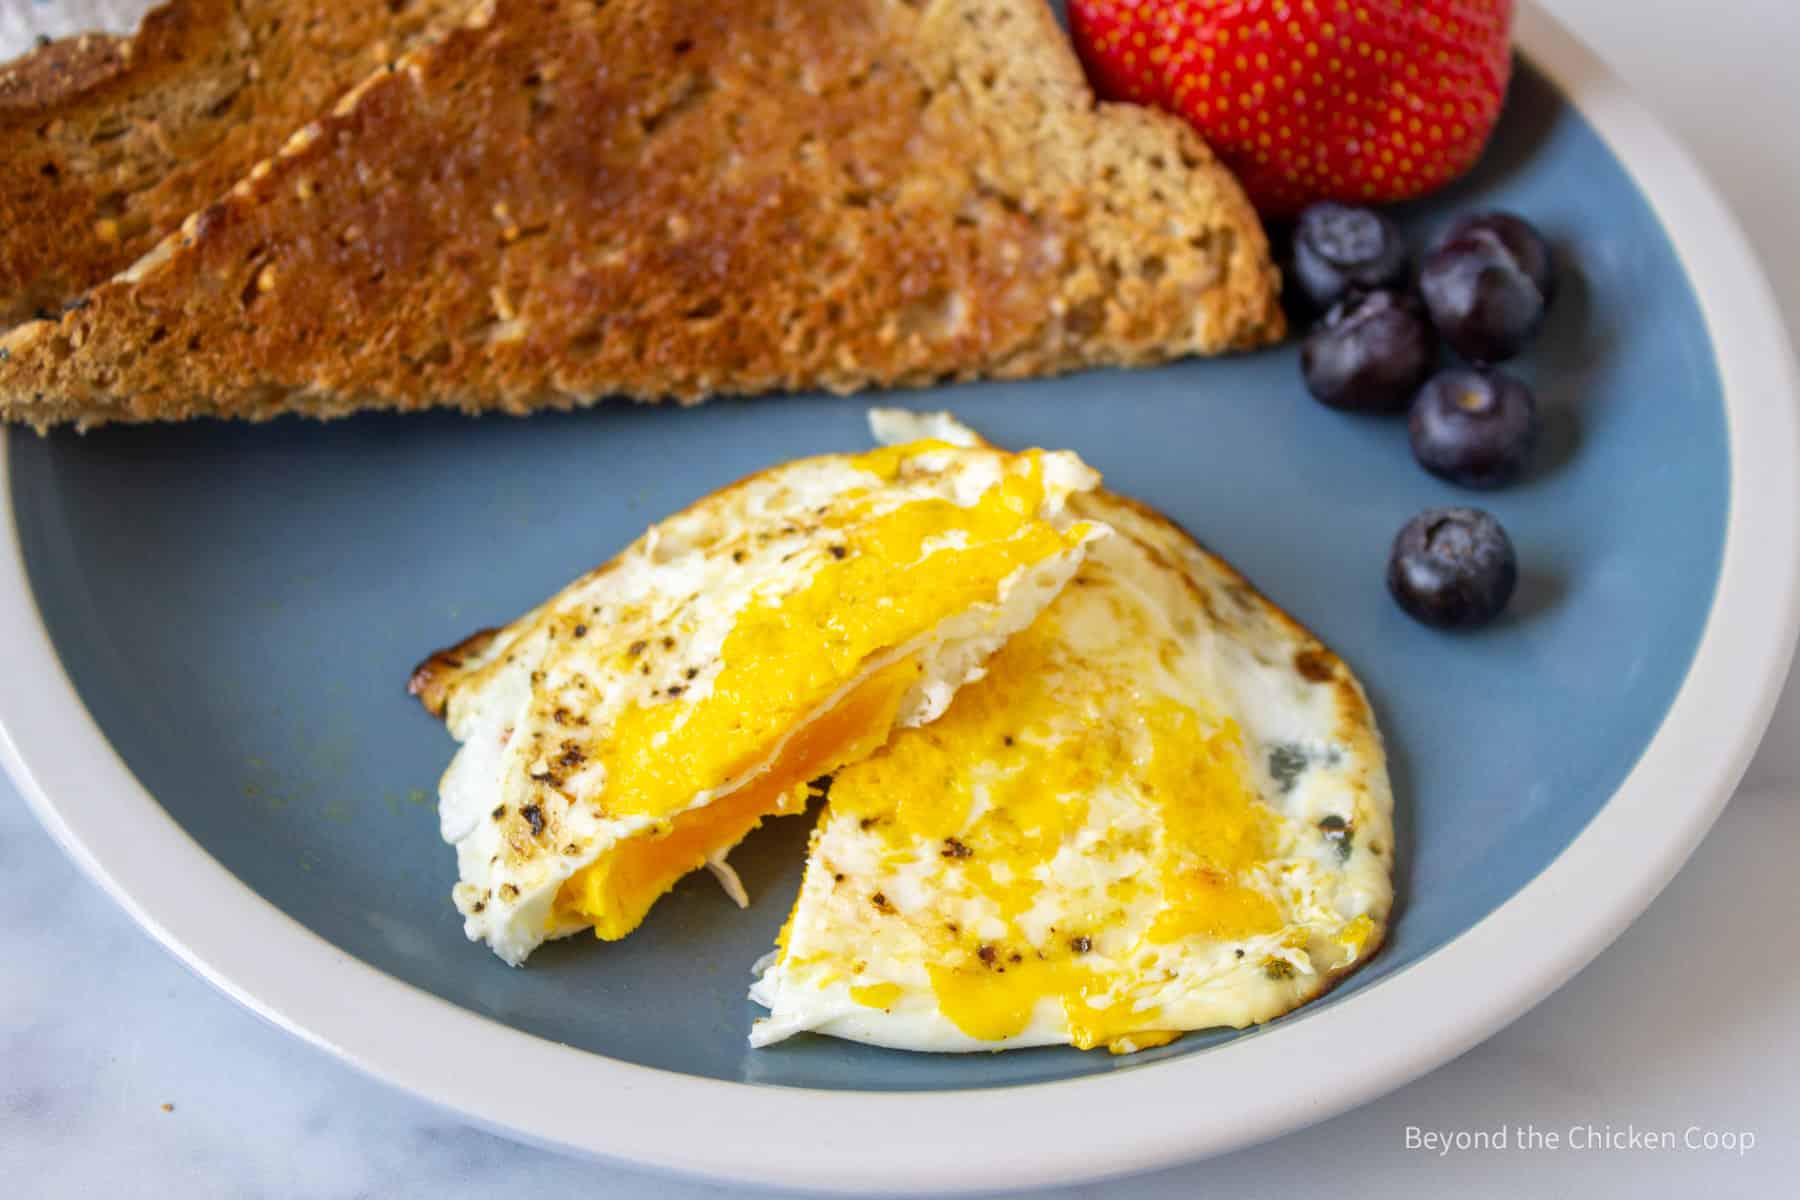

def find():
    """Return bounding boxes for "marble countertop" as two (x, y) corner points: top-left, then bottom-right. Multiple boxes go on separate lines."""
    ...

(5, 1), (1800, 1195)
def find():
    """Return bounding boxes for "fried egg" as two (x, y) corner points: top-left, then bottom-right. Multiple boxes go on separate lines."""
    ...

(411, 431), (1107, 964)
(749, 412), (1393, 1053)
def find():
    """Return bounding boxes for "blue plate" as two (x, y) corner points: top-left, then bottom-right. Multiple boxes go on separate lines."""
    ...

(6, 60), (1728, 1093)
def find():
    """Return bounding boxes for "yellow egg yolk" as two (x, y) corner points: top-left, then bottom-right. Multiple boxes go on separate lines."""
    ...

(1334, 913), (1376, 960)
(553, 656), (920, 939)
(849, 982), (903, 1010)
(842, 439), (960, 481)
(823, 595), (1283, 1050)
(553, 443), (1089, 940)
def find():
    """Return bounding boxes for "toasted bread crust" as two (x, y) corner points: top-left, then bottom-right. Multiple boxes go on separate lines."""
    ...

(0, 0), (470, 327)
(0, 29), (134, 114)
(0, 0), (1283, 430)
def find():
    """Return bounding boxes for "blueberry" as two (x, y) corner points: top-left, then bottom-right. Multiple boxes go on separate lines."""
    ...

(1408, 367), (1541, 489)
(1291, 203), (1409, 310)
(1300, 289), (1437, 413)
(1419, 212), (1555, 363)
(1387, 508), (1518, 629)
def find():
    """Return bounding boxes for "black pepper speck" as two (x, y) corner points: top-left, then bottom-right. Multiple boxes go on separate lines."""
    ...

(1318, 814), (1354, 862)
(1269, 744), (1310, 793)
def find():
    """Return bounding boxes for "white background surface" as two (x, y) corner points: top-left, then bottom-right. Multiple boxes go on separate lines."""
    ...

(4, 1), (1799, 1195)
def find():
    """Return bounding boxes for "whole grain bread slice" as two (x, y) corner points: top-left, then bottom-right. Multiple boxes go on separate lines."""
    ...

(0, 0), (473, 326)
(0, 0), (1283, 431)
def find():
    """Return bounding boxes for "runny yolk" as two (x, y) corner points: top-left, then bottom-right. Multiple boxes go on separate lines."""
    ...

(849, 982), (903, 1010)
(555, 657), (922, 939)
(550, 442), (1086, 942)
(823, 592), (1283, 1050)
(1142, 722), (1282, 944)
(923, 959), (1160, 1049)
(843, 439), (959, 481)
(1147, 867), (1283, 942)
(592, 447), (1077, 824)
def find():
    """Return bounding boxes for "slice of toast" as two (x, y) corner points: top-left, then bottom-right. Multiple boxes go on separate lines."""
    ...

(0, 0), (471, 326)
(0, 0), (1284, 430)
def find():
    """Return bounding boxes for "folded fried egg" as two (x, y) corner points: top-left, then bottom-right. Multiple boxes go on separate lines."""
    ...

(411, 429), (1106, 965)
(749, 412), (1394, 1053)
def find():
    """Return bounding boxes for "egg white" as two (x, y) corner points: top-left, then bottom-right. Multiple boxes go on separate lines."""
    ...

(418, 429), (1107, 965)
(748, 414), (1394, 1052)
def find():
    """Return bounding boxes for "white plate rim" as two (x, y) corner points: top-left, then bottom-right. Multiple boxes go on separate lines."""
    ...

(1, 4), (1795, 1193)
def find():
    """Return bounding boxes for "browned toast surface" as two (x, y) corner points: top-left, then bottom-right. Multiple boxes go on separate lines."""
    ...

(0, 0), (1283, 430)
(0, 0), (470, 326)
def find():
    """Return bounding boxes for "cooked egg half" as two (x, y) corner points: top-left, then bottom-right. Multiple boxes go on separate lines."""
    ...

(411, 429), (1107, 964)
(748, 412), (1393, 1052)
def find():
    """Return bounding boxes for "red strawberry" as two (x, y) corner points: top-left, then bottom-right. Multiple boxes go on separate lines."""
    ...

(1071, 0), (1515, 217)
(1069, 0), (1169, 107)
